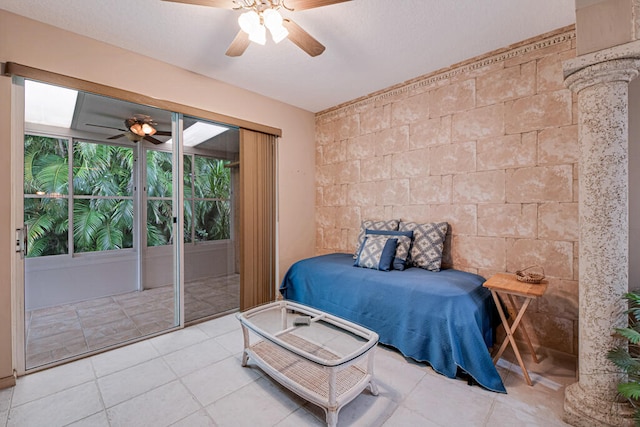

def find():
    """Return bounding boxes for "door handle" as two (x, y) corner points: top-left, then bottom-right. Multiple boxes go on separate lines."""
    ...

(16, 224), (27, 259)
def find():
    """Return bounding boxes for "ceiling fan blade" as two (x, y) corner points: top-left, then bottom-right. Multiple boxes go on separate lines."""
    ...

(226, 31), (250, 57)
(285, 0), (351, 11)
(144, 135), (165, 145)
(282, 19), (325, 57)
(86, 123), (127, 132)
(153, 130), (172, 137)
(107, 134), (126, 140)
(161, 0), (236, 8)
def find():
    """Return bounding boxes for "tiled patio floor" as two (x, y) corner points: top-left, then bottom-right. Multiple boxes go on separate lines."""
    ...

(25, 274), (239, 369)
(2, 313), (577, 426)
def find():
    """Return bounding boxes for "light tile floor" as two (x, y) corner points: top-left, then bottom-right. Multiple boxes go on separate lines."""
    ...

(25, 275), (239, 369)
(4, 313), (576, 427)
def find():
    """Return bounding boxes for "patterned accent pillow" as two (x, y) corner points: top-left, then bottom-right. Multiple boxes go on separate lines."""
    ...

(354, 235), (398, 271)
(353, 219), (400, 258)
(365, 229), (414, 270)
(399, 221), (449, 272)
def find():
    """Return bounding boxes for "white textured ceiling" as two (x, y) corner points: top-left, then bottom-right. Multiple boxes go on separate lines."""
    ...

(0, 0), (575, 113)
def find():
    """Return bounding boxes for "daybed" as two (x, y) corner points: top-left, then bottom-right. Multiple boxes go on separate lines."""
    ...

(279, 219), (506, 393)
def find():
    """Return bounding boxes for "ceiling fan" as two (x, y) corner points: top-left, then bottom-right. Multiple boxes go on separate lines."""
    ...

(86, 114), (171, 144)
(162, 0), (352, 57)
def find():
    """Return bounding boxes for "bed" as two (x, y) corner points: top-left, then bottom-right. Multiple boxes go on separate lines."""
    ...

(279, 252), (506, 393)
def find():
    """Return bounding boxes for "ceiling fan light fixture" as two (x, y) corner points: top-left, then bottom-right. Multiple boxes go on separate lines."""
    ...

(129, 122), (145, 136)
(169, 0), (339, 57)
(263, 8), (282, 29)
(269, 24), (289, 43)
(248, 23), (267, 45)
(238, 10), (260, 35)
(264, 9), (288, 43)
(141, 123), (156, 135)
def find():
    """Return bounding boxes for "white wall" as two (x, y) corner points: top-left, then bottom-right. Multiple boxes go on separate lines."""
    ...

(25, 241), (235, 310)
(25, 253), (137, 310)
(144, 242), (236, 289)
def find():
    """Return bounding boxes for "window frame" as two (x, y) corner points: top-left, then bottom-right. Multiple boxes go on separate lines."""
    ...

(25, 133), (235, 256)
(24, 131), (137, 258)
(145, 146), (233, 248)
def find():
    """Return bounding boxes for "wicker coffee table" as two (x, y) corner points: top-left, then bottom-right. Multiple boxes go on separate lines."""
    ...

(236, 300), (379, 427)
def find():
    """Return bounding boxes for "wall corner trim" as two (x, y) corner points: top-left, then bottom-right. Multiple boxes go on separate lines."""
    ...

(316, 25), (576, 120)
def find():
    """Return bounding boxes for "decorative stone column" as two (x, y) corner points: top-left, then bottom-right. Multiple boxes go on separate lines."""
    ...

(563, 56), (640, 426)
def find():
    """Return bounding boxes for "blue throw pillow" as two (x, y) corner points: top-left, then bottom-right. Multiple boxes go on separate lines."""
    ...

(353, 219), (400, 258)
(365, 229), (414, 270)
(354, 235), (398, 271)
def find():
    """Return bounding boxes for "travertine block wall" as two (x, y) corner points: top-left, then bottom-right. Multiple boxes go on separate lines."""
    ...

(315, 26), (579, 355)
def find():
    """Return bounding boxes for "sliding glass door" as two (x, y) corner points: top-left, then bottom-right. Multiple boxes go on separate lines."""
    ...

(181, 116), (240, 322)
(14, 75), (270, 373)
(21, 81), (179, 370)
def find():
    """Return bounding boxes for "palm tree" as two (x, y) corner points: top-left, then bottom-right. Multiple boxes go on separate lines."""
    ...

(24, 135), (69, 256)
(193, 155), (231, 241)
(183, 155), (193, 243)
(24, 197), (68, 257)
(608, 291), (640, 425)
(24, 136), (135, 256)
(24, 136), (232, 257)
(72, 141), (134, 252)
(146, 150), (173, 246)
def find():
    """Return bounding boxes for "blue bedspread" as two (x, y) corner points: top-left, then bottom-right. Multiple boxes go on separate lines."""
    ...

(280, 253), (506, 393)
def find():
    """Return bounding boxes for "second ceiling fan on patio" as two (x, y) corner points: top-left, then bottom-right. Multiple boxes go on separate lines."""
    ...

(162, 0), (351, 57)
(87, 114), (171, 144)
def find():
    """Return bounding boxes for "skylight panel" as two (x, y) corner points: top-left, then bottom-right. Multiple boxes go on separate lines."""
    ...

(167, 122), (229, 147)
(25, 80), (78, 128)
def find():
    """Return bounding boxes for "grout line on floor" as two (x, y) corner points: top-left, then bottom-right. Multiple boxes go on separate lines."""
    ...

(7, 313), (577, 427)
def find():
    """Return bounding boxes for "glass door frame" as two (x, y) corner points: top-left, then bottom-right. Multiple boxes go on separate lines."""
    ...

(7, 63), (281, 375)
(172, 112), (185, 327)
(11, 76), (26, 375)
(11, 78), (186, 374)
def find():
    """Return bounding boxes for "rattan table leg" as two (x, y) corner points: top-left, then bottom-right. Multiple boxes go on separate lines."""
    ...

(368, 380), (379, 396)
(326, 408), (337, 427)
(367, 349), (379, 395)
(241, 324), (250, 367)
(326, 369), (337, 427)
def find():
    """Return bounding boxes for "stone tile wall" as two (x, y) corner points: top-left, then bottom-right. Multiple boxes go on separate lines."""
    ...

(314, 26), (579, 355)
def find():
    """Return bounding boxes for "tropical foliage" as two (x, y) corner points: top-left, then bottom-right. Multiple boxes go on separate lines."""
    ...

(24, 134), (231, 257)
(73, 140), (134, 253)
(24, 135), (70, 257)
(608, 291), (640, 425)
(146, 150), (173, 247)
(191, 155), (231, 241)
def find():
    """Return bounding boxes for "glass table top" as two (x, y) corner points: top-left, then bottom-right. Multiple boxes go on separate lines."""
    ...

(237, 301), (378, 367)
